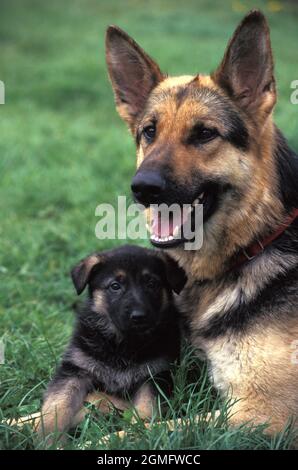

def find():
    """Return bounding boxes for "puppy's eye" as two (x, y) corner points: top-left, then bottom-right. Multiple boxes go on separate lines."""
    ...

(109, 282), (121, 291)
(189, 125), (219, 145)
(143, 124), (156, 143)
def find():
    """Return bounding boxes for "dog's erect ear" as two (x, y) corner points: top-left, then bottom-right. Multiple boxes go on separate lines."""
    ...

(159, 253), (187, 294)
(71, 254), (103, 295)
(105, 25), (163, 131)
(213, 10), (276, 115)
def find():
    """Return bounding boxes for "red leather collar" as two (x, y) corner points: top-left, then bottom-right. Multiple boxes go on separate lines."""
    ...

(232, 208), (298, 270)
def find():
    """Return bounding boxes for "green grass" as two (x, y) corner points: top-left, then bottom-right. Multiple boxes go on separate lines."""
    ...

(0, 0), (297, 450)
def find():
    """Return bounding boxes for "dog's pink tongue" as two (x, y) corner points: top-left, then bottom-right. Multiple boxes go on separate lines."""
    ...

(151, 210), (172, 238)
(151, 206), (189, 238)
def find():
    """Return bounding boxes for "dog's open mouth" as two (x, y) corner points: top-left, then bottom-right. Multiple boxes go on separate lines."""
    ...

(149, 190), (216, 248)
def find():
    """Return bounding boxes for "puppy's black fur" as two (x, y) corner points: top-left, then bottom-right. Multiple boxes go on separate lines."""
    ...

(39, 245), (186, 436)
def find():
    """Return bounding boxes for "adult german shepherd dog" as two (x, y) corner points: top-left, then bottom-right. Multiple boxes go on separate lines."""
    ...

(105, 10), (298, 436)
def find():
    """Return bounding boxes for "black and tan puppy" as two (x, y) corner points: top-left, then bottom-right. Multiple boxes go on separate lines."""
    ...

(38, 245), (186, 439)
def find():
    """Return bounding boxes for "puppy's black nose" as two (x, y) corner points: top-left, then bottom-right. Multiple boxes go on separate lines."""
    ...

(131, 171), (166, 206)
(130, 309), (146, 322)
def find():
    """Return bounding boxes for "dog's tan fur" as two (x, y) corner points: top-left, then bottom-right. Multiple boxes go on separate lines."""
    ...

(194, 321), (298, 433)
(37, 377), (83, 436)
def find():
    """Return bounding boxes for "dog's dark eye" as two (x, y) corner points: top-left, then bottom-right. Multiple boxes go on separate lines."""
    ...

(143, 124), (156, 143)
(109, 282), (121, 291)
(189, 125), (219, 145)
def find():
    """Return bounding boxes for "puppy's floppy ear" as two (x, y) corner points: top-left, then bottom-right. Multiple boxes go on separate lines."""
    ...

(105, 25), (163, 131)
(159, 253), (187, 294)
(213, 10), (276, 116)
(71, 254), (103, 295)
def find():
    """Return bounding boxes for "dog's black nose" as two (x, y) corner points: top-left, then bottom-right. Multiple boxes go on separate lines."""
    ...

(131, 171), (166, 205)
(130, 309), (146, 322)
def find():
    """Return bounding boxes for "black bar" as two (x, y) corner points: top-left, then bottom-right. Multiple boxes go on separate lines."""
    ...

(0, 450), (294, 467)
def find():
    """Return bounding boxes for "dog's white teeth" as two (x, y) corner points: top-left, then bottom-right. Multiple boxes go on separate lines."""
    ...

(198, 192), (205, 202)
(173, 225), (180, 238)
(192, 193), (205, 206)
(150, 234), (172, 243)
(151, 231), (177, 243)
